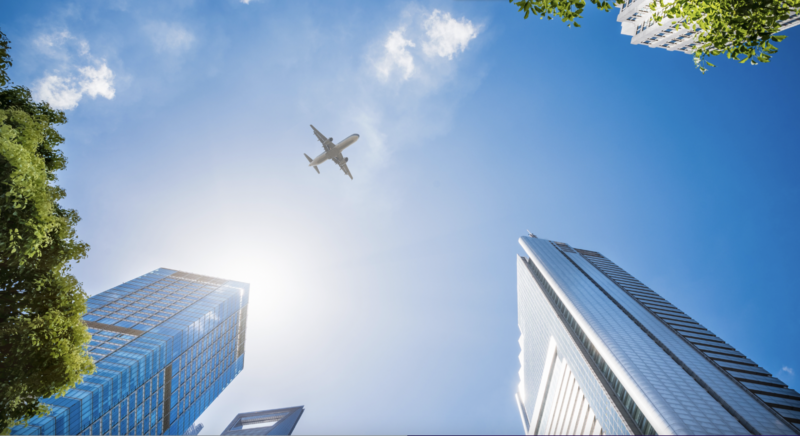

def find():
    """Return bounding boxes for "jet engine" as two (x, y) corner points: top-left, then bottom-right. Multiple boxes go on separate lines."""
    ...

(329, 137), (334, 142)
(344, 157), (349, 163)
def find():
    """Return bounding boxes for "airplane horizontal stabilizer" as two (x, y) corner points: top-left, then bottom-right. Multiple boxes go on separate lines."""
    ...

(304, 153), (313, 163)
(314, 166), (320, 174)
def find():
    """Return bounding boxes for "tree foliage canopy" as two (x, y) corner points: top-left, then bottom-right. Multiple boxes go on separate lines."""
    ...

(0, 29), (93, 434)
(0, 32), (10, 88)
(509, 0), (799, 72)
(652, 0), (799, 72)
(509, 0), (616, 26)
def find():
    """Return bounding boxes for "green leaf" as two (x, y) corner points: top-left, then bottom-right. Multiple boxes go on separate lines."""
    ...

(0, 33), (93, 434)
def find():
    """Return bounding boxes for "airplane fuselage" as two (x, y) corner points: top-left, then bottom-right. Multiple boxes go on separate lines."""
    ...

(309, 134), (359, 166)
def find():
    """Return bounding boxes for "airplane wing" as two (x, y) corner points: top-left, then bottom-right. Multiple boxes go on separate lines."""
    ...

(310, 125), (334, 151)
(332, 154), (353, 180)
(339, 161), (353, 180)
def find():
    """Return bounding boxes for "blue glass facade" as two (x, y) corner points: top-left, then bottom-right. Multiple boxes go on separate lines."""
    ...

(12, 268), (249, 436)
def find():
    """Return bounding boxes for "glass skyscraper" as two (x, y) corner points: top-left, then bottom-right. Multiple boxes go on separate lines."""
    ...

(12, 268), (249, 436)
(220, 406), (304, 435)
(516, 234), (800, 435)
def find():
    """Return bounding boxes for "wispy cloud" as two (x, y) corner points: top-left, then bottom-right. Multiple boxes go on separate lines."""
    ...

(422, 10), (479, 60)
(144, 22), (195, 54)
(34, 31), (89, 60)
(32, 30), (115, 110)
(782, 366), (794, 376)
(372, 9), (480, 83)
(375, 29), (416, 81)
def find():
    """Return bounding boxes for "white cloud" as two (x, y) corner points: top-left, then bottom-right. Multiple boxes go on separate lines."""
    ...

(145, 22), (195, 54)
(375, 29), (416, 81)
(32, 30), (116, 110)
(240, 0), (252, 3)
(372, 9), (480, 84)
(783, 366), (795, 376)
(34, 75), (84, 110)
(34, 63), (116, 110)
(79, 64), (115, 99)
(422, 10), (479, 60)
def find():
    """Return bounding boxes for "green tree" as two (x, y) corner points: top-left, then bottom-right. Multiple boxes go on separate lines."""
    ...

(0, 31), (10, 88)
(651, 0), (798, 72)
(0, 29), (94, 434)
(509, 0), (799, 72)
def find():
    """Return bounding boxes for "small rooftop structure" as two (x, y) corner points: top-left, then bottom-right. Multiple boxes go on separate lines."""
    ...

(221, 406), (305, 435)
(184, 423), (204, 435)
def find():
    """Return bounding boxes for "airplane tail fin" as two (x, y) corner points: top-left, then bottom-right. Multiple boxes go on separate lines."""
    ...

(304, 154), (320, 174)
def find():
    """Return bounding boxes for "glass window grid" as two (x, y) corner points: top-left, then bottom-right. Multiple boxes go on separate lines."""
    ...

(82, 316), (241, 436)
(523, 257), (658, 435)
(108, 310), (241, 435)
(12, 269), (248, 436)
(86, 329), (137, 360)
(163, 316), (241, 435)
(85, 279), (216, 334)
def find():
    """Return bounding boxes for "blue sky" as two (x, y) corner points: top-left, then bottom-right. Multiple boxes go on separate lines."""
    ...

(2, 0), (800, 434)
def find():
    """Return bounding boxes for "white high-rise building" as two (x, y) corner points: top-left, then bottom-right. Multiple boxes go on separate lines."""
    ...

(616, 0), (800, 54)
(515, 234), (800, 435)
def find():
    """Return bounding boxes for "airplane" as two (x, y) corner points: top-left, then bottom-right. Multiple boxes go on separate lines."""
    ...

(304, 124), (359, 180)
